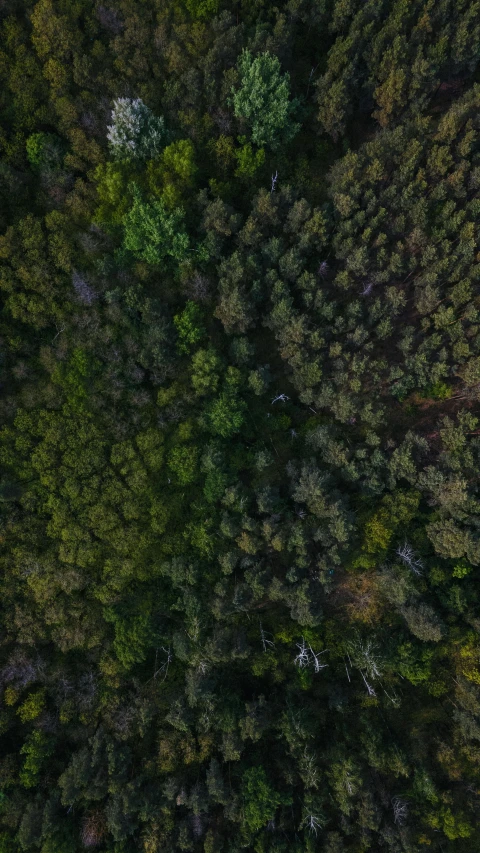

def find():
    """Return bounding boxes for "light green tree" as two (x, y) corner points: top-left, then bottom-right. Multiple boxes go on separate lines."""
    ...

(191, 347), (222, 395)
(232, 51), (300, 149)
(122, 187), (189, 265)
(241, 767), (286, 831)
(174, 301), (206, 353)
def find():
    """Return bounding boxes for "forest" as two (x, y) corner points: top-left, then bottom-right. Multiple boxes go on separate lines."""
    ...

(0, 0), (480, 851)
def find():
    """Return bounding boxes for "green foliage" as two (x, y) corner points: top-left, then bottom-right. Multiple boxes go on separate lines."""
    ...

(168, 444), (199, 484)
(26, 132), (62, 170)
(203, 468), (228, 503)
(184, 0), (219, 19)
(426, 806), (474, 841)
(204, 370), (246, 437)
(122, 188), (189, 264)
(397, 642), (433, 685)
(232, 51), (300, 149)
(51, 347), (94, 412)
(241, 767), (286, 831)
(174, 301), (206, 353)
(360, 491), (420, 559)
(2, 3), (480, 852)
(315, 0), (480, 139)
(105, 608), (154, 668)
(205, 392), (246, 436)
(17, 689), (46, 723)
(424, 382), (452, 401)
(191, 347), (222, 395)
(147, 139), (197, 207)
(20, 732), (54, 788)
(94, 161), (133, 227)
(0, 833), (16, 853)
(234, 140), (265, 179)
(248, 365), (271, 396)
(452, 561), (472, 579)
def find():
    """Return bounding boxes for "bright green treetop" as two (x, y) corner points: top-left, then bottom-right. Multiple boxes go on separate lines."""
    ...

(122, 187), (189, 265)
(232, 50), (300, 149)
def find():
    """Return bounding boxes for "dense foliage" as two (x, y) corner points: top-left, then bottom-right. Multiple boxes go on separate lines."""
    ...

(0, 2), (480, 852)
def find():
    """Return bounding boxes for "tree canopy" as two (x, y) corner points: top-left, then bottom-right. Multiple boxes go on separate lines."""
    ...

(0, 1), (480, 852)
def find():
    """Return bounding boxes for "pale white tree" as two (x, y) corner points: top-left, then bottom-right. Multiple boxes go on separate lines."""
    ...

(346, 635), (384, 696)
(309, 646), (329, 674)
(348, 635), (383, 680)
(107, 98), (168, 160)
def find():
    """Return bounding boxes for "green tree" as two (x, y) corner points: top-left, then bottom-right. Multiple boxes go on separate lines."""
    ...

(174, 302), (206, 353)
(20, 731), (54, 788)
(147, 139), (197, 208)
(123, 188), (189, 264)
(168, 444), (199, 485)
(232, 51), (300, 149)
(204, 369), (246, 438)
(185, 0), (219, 19)
(234, 140), (265, 179)
(26, 132), (63, 170)
(241, 767), (286, 832)
(191, 347), (222, 395)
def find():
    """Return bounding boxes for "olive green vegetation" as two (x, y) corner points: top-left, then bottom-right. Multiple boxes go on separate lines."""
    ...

(0, 1), (480, 851)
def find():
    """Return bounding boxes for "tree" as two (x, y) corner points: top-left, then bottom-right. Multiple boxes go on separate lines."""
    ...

(3, 2), (480, 851)
(241, 767), (287, 832)
(185, 0), (219, 20)
(402, 603), (443, 643)
(26, 132), (63, 171)
(231, 51), (300, 149)
(147, 139), (197, 208)
(174, 302), (206, 353)
(191, 347), (222, 395)
(107, 98), (169, 161)
(203, 369), (246, 437)
(168, 444), (199, 485)
(122, 187), (189, 264)
(20, 731), (54, 788)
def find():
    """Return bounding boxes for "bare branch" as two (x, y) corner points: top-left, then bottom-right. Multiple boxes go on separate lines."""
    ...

(294, 637), (310, 669)
(392, 796), (408, 826)
(153, 646), (172, 681)
(396, 542), (423, 576)
(294, 638), (328, 673)
(360, 670), (376, 697)
(306, 814), (323, 836)
(259, 621), (275, 653)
